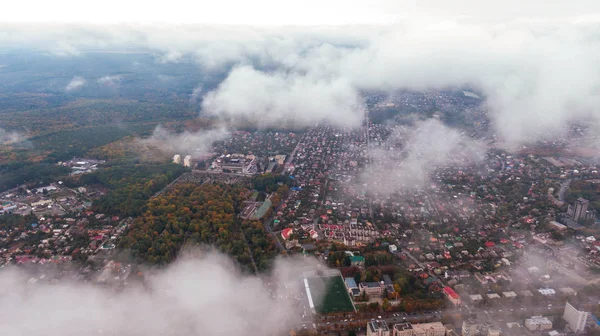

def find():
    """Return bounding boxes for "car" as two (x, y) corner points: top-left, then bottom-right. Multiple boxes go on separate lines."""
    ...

(344, 320), (348, 322)
(327, 322), (330, 325)
(377, 316), (382, 319)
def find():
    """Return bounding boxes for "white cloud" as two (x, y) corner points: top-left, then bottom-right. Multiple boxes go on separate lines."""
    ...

(0, 250), (324, 336)
(201, 66), (364, 129)
(141, 125), (230, 158)
(0, 4), (599, 146)
(97, 75), (121, 86)
(65, 76), (86, 92)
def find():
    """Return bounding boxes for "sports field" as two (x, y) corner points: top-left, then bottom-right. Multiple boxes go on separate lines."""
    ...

(306, 276), (355, 314)
(251, 199), (272, 219)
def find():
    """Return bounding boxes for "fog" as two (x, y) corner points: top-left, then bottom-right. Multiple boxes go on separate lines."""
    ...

(0, 250), (324, 336)
(0, 127), (29, 145)
(362, 119), (485, 195)
(140, 125), (230, 159)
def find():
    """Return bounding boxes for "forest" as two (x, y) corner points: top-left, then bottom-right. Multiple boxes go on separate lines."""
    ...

(119, 183), (277, 270)
(251, 173), (293, 193)
(77, 162), (188, 217)
(0, 162), (70, 192)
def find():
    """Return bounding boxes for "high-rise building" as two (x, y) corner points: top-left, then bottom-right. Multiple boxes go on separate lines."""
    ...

(563, 302), (588, 333)
(573, 198), (589, 221)
(367, 320), (390, 336)
(172, 154), (181, 164)
(183, 155), (192, 168)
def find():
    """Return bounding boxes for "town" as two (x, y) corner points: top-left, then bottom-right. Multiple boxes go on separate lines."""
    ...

(1, 91), (600, 335)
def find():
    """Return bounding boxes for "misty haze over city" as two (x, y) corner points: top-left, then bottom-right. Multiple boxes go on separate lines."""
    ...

(1, 1), (600, 336)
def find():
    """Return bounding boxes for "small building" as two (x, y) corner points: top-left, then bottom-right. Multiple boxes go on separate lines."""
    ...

(525, 316), (553, 331)
(549, 221), (567, 231)
(367, 320), (390, 336)
(487, 293), (501, 300)
(539, 288), (556, 296)
(360, 281), (385, 297)
(281, 228), (294, 240)
(502, 291), (517, 299)
(469, 294), (483, 303)
(393, 322), (445, 336)
(345, 277), (358, 292)
(442, 286), (461, 306)
(389, 244), (398, 253)
(559, 287), (577, 296)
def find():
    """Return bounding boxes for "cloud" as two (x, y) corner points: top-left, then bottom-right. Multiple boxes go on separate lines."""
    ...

(65, 76), (86, 92)
(201, 66), (364, 129)
(190, 85), (204, 104)
(141, 125), (230, 158)
(0, 250), (323, 336)
(362, 118), (485, 195)
(97, 75), (122, 87)
(0, 9), (599, 146)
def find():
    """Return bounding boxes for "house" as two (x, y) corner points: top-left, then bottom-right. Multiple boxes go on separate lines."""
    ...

(442, 286), (461, 306)
(350, 255), (365, 266)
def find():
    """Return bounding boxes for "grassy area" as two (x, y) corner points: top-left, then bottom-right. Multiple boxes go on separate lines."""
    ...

(307, 276), (355, 314)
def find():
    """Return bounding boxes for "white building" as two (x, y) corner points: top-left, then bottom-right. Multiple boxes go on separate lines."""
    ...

(389, 244), (398, 253)
(393, 322), (445, 336)
(183, 155), (192, 167)
(524, 316), (553, 331)
(173, 154), (181, 164)
(367, 320), (390, 336)
(563, 302), (588, 333)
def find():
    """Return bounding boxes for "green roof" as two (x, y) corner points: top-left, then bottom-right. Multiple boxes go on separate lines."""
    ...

(350, 256), (365, 262)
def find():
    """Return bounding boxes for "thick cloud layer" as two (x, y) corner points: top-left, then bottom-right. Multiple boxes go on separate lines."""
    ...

(3, 17), (600, 145)
(141, 125), (230, 158)
(363, 119), (485, 195)
(202, 66), (364, 129)
(0, 251), (321, 336)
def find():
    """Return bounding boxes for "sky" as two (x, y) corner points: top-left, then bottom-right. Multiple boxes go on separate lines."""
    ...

(3, 0), (600, 25)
